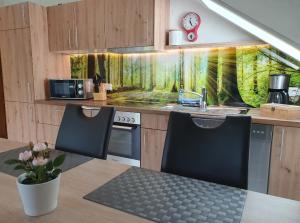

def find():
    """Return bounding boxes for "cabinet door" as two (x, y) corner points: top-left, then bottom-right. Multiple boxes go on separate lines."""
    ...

(36, 123), (59, 147)
(0, 29), (34, 103)
(105, 0), (154, 48)
(5, 102), (36, 143)
(141, 128), (166, 171)
(0, 2), (29, 30)
(47, 2), (78, 51)
(269, 126), (300, 200)
(76, 0), (106, 50)
(35, 104), (65, 126)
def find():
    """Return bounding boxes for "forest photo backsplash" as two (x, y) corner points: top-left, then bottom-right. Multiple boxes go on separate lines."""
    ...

(71, 45), (300, 107)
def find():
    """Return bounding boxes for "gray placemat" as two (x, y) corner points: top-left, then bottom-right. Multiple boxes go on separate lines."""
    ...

(0, 147), (93, 177)
(84, 167), (247, 223)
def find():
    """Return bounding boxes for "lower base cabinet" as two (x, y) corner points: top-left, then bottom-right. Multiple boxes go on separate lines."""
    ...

(141, 128), (166, 171)
(36, 123), (59, 148)
(269, 126), (300, 201)
(5, 101), (36, 143)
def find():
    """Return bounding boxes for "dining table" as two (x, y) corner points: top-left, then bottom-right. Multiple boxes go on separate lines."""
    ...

(0, 138), (300, 223)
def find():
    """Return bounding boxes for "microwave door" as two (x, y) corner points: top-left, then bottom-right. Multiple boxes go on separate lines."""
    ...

(51, 80), (76, 98)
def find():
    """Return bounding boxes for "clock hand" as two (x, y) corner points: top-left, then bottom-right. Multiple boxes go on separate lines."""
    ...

(189, 18), (193, 26)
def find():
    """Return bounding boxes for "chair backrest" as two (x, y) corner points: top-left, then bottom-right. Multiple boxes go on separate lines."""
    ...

(161, 111), (251, 189)
(55, 104), (115, 159)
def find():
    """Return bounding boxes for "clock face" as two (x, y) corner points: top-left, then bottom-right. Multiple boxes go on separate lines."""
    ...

(182, 13), (200, 31)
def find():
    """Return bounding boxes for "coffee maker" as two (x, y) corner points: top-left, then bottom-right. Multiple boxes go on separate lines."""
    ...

(268, 74), (290, 104)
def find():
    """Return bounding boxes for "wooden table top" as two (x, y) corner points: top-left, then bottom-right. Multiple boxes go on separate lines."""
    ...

(0, 139), (300, 223)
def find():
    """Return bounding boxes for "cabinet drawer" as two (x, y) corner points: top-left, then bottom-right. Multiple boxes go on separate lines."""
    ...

(36, 123), (59, 146)
(141, 113), (169, 130)
(36, 104), (65, 125)
(0, 2), (29, 30)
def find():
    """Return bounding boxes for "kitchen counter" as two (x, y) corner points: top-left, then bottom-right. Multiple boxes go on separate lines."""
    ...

(35, 99), (300, 128)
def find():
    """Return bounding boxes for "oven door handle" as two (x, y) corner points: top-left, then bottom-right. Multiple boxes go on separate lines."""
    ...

(112, 125), (135, 130)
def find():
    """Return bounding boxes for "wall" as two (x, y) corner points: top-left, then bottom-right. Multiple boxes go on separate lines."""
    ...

(0, 0), (257, 44)
(169, 0), (257, 45)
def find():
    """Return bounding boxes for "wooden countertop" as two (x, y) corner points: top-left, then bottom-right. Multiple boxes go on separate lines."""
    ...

(35, 99), (300, 128)
(0, 139), (300, 223)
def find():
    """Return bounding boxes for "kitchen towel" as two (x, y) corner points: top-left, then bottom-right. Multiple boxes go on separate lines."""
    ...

(84, 167), (247, 223)
(0, 147), (93, 177)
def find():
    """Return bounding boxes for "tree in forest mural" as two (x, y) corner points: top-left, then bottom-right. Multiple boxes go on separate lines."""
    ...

(70, 45), (300, 107)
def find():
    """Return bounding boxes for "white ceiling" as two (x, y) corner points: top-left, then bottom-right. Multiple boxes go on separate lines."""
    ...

(217, 0), (300, 53)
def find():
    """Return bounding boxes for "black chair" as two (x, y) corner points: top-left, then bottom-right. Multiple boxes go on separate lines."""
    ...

(55, 104), (115, 159)
(161, 111), (251, 189)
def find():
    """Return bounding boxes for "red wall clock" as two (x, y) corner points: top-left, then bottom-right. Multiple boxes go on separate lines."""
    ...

(182, 12), (201, 42)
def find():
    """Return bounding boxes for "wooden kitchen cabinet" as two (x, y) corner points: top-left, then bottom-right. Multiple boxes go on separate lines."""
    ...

(47, 2), (78, 51)
(36, 123), (59, 148)
(48, 0), (106, 51)
(0, 28), (34, 103)
(47, 0), (169, 52)
(0, 2), (29, 30)
(140, 113), (169, 171)
(35, 104), (65, 126)
(141, 128), (166, 171)
(269, 126), (300, 200)
(105, 0), (154, 48)
(5, 101), (36, 143)
(76, 0), (106, 50)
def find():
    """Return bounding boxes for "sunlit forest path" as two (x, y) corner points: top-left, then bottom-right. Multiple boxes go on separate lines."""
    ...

(71, 45), (300, 107)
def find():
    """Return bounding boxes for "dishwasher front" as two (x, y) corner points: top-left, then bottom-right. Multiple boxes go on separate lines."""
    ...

(248, 124), (273, 194)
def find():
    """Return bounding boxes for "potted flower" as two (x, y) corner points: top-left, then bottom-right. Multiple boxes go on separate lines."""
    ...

(5, 142), (65, 216)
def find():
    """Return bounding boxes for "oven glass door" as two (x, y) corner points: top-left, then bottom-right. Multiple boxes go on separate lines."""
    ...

(108, 124), (140, 161)
(50, 80), (77, 98)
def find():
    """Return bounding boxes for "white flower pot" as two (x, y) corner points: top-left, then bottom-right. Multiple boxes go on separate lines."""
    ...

(16, 173), (61, 216)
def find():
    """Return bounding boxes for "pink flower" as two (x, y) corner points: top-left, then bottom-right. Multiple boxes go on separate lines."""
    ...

(18, 151), (32, 161)
(32, 157), (48, 166)
(33, 143), (47, 152)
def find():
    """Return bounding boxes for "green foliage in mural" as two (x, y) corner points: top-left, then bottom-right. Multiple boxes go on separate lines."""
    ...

(70, 45), (300, 107)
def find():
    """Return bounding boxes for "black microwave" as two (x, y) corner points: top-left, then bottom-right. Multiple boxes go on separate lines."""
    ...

(49, 79), (93, 99)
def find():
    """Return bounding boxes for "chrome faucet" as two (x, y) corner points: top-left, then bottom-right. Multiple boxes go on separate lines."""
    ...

(199, 87), (207, 112)
(178, 87), (208, 111)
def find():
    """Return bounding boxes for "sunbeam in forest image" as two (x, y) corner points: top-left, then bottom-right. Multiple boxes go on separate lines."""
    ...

(71, 46), (300, 107)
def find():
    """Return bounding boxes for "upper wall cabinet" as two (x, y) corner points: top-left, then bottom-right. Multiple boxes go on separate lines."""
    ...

(0, 2), (29, 30)
(47, 0), (169, 52)
(105, 0), (154, 49)
(47, 2), (79, 51)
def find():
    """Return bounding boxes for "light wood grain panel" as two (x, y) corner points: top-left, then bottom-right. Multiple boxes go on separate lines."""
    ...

(141, 128), (166, 171)
(36, 123), (59, 145)
(47, 2), (78, 51)
(0, 2), (29, 30)
(269, 126), (300, 201)
(0, 28), (34, 103)
(35, 104), (65, 126)
(5, 102), (36, 143)
(153, 0), (169, 50)
(105, 0), (154, 48)
(76, 0), (106, 50)
(29, 3), (71, 100)
(141, 113), (169, 130)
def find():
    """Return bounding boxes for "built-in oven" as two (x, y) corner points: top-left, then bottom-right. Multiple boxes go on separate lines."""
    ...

(107, 111), (141, 167)
(83, 107), (141, 167)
